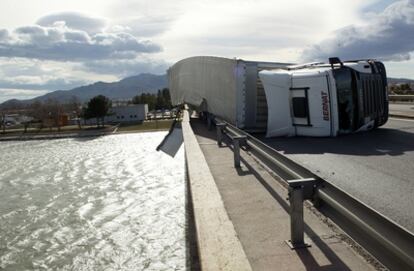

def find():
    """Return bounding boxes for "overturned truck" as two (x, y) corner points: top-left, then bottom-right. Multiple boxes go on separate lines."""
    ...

(168, 56), (388, 137)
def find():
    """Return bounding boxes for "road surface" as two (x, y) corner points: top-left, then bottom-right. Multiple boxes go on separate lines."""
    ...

(260, 118), (414, 233)
(389, 102), (414, 118)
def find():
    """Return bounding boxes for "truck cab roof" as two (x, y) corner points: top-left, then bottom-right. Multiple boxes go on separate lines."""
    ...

(284, 60), (376, 75)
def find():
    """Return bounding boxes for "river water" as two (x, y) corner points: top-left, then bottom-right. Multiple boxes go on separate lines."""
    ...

(0, 132), (186, 270)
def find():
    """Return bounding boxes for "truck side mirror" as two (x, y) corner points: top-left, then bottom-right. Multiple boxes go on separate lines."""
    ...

(329, 57), (343, 68)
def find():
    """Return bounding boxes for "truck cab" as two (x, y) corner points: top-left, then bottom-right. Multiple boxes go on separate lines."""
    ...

(259, 58), (388, 137)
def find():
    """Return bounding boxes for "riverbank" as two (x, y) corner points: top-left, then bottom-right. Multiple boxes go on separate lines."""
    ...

(0, 120), (174, 141)
(116, 120), (174, 133)
(0, 125), (117, 141)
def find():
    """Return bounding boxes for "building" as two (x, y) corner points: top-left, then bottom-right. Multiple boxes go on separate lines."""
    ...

(106, 104), (148, 123)
(42, 114), (69, 127)
(1, 113), (33, 126)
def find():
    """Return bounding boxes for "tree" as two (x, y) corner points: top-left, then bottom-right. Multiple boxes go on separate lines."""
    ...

(156, 90), (163, 110)
(132, 88), (172, 111)
(84, 95), (111, 127)
(389, 82), (414, 95)
(132, 92), (157, 110)
(1, 111), (5, 134)
(400, 83), (411, 91)
(27, 101), (45, 130)
(161, 88), (172, 109)
(67, 96), (82, 129)
(132, 94), (142, 104)
(44, 99), (63, 131)
(25, 100), (63, 131)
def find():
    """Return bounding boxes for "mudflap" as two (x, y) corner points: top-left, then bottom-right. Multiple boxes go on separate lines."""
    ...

(156, 119), (183, 157)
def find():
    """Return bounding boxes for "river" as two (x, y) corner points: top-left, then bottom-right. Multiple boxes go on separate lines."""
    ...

(0, 132), (186, 270)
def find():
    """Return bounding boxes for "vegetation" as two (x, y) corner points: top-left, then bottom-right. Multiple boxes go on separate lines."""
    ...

(0, 97), (84, 134)
(83, 95), (112, 127)
(132, 88), (172, 110)
(69, 96), (83, 129)
(117, 120), (174, 132)
(0, 124), (116, 136)
(1, 112), (5, 134)
(1, 87), (174, 135)
(389, 83), (414, 95)
(30, 99), (63, 131)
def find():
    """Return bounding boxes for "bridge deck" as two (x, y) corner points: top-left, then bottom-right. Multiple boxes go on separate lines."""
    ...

(389, 103), (414, 118)
(191, 118), (378, 271)
(259, 117), (414, 233)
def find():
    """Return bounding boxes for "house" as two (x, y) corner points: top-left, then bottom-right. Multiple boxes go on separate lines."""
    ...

(42, 114), (69, 127)
(1, 113), (33, 126)
(106, 104), (148, 123)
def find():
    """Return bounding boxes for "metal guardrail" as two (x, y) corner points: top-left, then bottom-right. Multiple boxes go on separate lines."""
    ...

(214, 119), (414, 271)
(389, 95), (414, 102)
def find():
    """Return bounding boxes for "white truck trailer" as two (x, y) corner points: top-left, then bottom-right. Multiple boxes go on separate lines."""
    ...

(168, 56), (388, 137)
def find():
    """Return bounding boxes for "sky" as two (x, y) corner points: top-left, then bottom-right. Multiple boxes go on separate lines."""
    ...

(0, 0), (413, 102)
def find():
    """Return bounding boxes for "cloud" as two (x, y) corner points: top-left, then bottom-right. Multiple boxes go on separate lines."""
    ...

(36, 11), (106, 34)
(0, 88), (50, 103)
(111, 16), (175, 38)
(0, 29), (8, 41)
(302, 0), (414, 62)
(81, 58), (169, 77)
(0, 76), (89, 91)
(109, 0), (186, 22)
(154, 0), (372, 63)
(0, 13), (162, 61)
(0, 58), (90, 91)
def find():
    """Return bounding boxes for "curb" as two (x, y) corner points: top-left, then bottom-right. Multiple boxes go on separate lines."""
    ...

(389, 114), (414, 120)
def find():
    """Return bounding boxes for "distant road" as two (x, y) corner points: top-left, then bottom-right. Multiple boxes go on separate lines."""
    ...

(260, 118), (414, 233)
(389, 102), (414, 118)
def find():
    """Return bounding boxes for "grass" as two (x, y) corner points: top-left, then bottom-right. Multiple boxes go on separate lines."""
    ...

(0, 120), (175, 138)
(117, 120), (174, 132)
(0, 124), (115, 137)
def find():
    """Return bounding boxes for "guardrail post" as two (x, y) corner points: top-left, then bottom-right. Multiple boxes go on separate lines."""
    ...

(207, 114), (213, 131)
(286, 178), (316, 249)
(288, 186), (307, 248)
(234, 138), (241, 167)
(216, 123), (226, 146)
(232, 135), (246, 168)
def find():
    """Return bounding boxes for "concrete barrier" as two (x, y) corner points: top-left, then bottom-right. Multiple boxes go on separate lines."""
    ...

(182, 109), (252, 271)
(389, 95), (414, 102)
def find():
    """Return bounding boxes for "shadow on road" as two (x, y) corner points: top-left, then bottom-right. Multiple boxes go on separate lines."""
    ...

(191, 117), (414, 157)
(259, 127), (414, 157)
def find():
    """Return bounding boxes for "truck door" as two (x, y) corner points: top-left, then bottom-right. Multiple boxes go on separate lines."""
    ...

(291, 73), (333, 137)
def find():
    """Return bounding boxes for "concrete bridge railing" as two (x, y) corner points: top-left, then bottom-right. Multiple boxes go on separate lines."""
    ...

(389, 95), (414, 102)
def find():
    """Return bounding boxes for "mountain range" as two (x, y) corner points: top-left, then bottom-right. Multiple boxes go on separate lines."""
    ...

(0, 74), (413, 110)
(387, 77), (414, 85)
(0, 73), (167, 109)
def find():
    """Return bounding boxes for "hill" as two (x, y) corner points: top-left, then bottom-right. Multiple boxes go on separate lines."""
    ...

(0, 73), (167, 109)
(388, 77), (414, 85)
(1, 74), (413, 110)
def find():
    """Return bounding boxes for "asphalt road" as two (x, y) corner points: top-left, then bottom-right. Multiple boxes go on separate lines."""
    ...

(260, 118), (414, 233)
(389, 103), (414, 117)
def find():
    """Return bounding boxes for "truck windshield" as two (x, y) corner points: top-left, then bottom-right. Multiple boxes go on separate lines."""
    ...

(333, 68), (357, 132)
